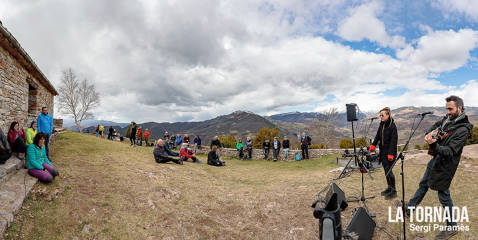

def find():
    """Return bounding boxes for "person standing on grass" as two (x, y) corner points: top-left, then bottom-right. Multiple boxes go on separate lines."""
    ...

(95, 125), (99, 137)
(26, 133), (59, 183)
(406, 96), (472, 240)
(370, 107), (398, 200)
(183, 134), (190, 143)
(300, 132), (310, 159)
(272, 136), (281, 162)
(136, 126), (143, 146)
(263, 139), (271, 160)
(193, 134), (201, 153)
(0, 127), (11, 164)
(99, 125), (105, 138)
(282, 136), (290, 161)
(144, 128), (150, 146)
(37, 107), (53, 158)
(26, 121), (38, 146)
(207, 145), (225, 166)
(130, 122), (137, 146)
(153, 139), (183, 165)
(236, 138), (244, 159)
(163, 131), (169, 139)
(8, 121), (27, 160)
(245, 137), (253, 159)
(109, 126), (114, 140)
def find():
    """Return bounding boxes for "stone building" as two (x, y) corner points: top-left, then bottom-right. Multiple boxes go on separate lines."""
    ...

(0, 22), (57, 133)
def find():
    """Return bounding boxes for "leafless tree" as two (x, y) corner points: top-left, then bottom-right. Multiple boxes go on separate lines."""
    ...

(57, 68), (100, 133)
(310, 107), (339, 147)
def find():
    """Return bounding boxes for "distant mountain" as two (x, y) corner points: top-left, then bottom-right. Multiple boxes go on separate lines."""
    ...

(108, 111), (287, 145)
(65, 120), (130, 131)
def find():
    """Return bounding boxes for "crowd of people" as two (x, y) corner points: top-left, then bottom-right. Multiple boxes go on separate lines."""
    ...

(0, 107), (59, 183)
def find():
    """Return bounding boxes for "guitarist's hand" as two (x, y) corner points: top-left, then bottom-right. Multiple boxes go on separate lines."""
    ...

(425, 133), (436, 144)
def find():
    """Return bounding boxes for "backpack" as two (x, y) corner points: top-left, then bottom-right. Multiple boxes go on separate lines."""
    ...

(295, 153), (301, 161)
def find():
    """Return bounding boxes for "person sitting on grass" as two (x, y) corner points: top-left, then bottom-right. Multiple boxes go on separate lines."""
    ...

(163, 137), (179, 156)
(26, 133), (59, 183)
(153, 139), (182, 165)
(26, 121), (38, 146)
(179, 143), (200, 163)
(0, 127), (11, 164)
(208, 145), (225, 166)
(236, 138), (244, 159)
(8, 121), (27, 159)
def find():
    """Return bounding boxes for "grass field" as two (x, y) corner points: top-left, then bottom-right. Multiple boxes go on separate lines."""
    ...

(4, 131), (478, 239)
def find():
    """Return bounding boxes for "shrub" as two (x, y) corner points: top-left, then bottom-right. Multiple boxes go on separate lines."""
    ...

(422, 143), (429, 150)
(253, 127), (280, 149)
(414, 144), (421, 150)
(398, 145), (408, 151)
(339, 138), (353, 149)
(309, 144), (328, 149)
(219, 135), (237, 148)
(466, 126), (478, 145)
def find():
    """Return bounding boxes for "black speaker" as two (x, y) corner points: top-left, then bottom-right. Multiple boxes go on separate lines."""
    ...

(346, 104), (358, 122)
(325, 183), (348, 211)
(346, 207), (376, 240)
(315, 194), (342, 240)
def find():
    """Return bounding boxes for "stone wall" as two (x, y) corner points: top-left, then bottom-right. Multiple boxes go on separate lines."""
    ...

(193, 146), (346, 160)
(0, 32), (55, 133)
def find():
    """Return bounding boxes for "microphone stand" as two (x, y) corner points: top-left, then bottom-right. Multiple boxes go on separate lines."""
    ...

(386, 113), (428, 240)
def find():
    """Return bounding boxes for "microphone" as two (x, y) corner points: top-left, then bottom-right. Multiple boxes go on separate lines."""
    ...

(417, 111), (433, 116)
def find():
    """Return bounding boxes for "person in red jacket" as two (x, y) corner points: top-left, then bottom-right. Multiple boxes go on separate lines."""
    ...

(144, 128), (150, 146)
(179, 143), (199, 163)
(136, 126), (143, 146)
(8, 121), (27, 159)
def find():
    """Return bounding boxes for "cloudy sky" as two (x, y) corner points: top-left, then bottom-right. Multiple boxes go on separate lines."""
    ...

(1, 0), (478, 123)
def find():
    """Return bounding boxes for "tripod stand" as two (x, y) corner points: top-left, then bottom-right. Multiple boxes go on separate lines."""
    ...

(346, 120), (376, 215)
(386, 113), (428, 240)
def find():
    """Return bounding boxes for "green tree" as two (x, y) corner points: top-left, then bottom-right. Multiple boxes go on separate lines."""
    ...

(253, 127), (280, 149)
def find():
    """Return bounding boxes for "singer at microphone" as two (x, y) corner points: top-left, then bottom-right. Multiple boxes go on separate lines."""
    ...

(370, 107), (398, 200)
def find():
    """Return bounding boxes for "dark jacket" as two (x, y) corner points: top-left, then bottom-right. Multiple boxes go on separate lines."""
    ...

(164, 142), (179, 156)
(282, 139), (290, 148)
(372, 118), (398, 162)
(0, 128), (10, 151)
(153, 145), (169, 162)
(301, 136), (311, 146)
(207, 151), (221, 165)
(131, 125), (137, 138)
(263, 141), (270, 150)
(210, 139), (222, 149)
(193, 137), (201, 145)
(427, 114), (473, 191)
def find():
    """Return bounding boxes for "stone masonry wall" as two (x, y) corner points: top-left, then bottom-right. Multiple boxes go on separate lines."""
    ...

(0, 44), (54, 133)
(193, 146), (346, 160)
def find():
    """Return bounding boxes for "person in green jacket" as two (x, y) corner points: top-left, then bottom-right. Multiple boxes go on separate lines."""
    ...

(25, 121), (37, 146)
(26, 133), (59, 183)
(236, 138), (244, 159)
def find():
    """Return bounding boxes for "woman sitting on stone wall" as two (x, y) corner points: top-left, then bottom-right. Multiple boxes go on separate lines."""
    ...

(8, 121), (27, 159)
(26, 133), (59, 183)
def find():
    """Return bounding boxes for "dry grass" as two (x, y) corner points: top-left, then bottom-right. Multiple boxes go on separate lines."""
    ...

(4, 132), (478, 239)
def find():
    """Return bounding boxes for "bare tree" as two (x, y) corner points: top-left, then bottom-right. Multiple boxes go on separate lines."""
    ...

(58, 68), (100, 133)
(310, 107), (339, 147)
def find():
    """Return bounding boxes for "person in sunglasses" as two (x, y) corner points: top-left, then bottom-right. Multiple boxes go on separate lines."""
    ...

(369, 107), (398, 200)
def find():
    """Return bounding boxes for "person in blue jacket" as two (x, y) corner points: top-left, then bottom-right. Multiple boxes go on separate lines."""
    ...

(37, 107), (53, 158)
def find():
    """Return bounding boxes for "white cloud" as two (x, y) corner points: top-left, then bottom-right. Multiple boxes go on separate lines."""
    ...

(0, 0), (477, 124)
(434, 0), (478, 21)
(337, 1), (406, 49)
(397, 29), (478, 72)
